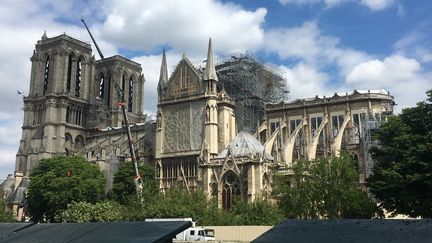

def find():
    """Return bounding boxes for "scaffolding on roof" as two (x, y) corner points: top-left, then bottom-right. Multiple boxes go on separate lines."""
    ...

(215, 53), (289, 134)
(85, 97), (111, 129)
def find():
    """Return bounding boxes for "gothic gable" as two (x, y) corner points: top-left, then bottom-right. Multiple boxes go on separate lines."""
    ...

(164, 59), (203, 99)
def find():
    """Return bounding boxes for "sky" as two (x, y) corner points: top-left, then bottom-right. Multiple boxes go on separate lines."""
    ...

(0, 0), (431, 180)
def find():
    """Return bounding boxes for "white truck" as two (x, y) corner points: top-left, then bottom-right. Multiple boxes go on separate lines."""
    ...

(174, 226), (215, 241)
(145, 218), (215, 242)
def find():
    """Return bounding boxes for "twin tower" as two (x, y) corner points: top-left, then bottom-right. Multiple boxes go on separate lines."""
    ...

(16, 32), (145, 175)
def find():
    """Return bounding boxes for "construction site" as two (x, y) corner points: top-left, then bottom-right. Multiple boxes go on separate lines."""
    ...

(215, 54), (289, 133)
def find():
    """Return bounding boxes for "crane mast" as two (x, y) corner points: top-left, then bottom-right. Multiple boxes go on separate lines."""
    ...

(81, 18), (105, 59)
(80, 18), (142, 197)
(115, 85), (143, 195)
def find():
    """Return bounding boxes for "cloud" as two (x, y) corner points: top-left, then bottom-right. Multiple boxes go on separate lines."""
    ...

(264, 20), (430, 111)
(346, 55), (432, 109)
(264, 21), (370, 75)
(280, 63), (330, 99)
(0, 121), (22, 179)
(100, 0), (267, 55)
(359, 0), (394, 11)
(394, 30), (432, 63)
(265, 21), (337, 63)
(278, 0), (394, 10)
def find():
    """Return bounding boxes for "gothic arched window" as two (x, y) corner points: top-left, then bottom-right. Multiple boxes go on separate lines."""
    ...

(75, 57), (82, 97)
(221, 171), (240, 211)
(67, 54), (73, 92)
(122, 74), (126, 92)
(74, 135), (85, 150)
(43, 56), (50, 95)
(99, 74), (105, 98)
(128, 76), (134, 112)
(66, 106), (71, 123)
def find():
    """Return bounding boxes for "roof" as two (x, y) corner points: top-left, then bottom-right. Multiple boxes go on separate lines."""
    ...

(6, 177), (29, 205)
(0, 221), (191, 243)
(218, 132), (273, 160)
(0, 176), (15, 194)
(37, 33), (92, 50)
(252, 219), (432, 243)
(267, 89), (393, 106)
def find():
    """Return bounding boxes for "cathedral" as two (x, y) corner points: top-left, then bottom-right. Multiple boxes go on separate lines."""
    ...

(6, 31), (395, 215)
(9, 33), (274, 211)
(155, 40), (274, 208)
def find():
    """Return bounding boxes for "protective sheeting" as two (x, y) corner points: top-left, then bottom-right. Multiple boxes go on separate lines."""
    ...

(253, 219), (432, 243)
(0, 221), (191, 243)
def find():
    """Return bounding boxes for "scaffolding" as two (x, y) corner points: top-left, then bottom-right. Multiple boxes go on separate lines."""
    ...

(216, 53), (289, 133)
(362, 99), (394, 178)
(85, 97), (111, 129)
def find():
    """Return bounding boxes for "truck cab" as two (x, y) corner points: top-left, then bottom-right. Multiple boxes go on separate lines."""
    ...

(180, 227), (215, 241)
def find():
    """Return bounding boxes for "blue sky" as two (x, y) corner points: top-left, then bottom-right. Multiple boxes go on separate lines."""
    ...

(0, 0), (431, 180)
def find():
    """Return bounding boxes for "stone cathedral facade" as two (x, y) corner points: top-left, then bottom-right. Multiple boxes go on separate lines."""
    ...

(15, 32), (145, 176)
(11, 33), (274, 211)
(155, 40), (275, 209)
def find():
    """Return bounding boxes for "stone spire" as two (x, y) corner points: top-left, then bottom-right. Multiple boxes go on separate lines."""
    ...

(41, 30), (48, 40)
(204, 38), (218, 81)
(158, 49), (168, 87)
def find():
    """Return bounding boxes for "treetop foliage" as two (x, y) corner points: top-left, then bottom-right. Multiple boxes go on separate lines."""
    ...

(109, 162), (158, 204)
(368, 90), (432, 218)
(273, 154), (382, 219)
(27, 156), (106, 222)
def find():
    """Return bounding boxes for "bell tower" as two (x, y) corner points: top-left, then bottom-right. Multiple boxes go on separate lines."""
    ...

(16, 32), (94, 175)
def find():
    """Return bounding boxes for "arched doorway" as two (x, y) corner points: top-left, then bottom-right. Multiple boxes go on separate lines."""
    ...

(221, 170), (240, 210)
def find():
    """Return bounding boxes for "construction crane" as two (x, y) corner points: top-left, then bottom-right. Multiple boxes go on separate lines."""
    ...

(81, 18), (105, 59)
(115, 84), (143, 196)
(80, 18), (142, 197)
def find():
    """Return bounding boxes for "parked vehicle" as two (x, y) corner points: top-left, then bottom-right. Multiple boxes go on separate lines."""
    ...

(145, 218), (215, 241)
(174, 227), (215, 241)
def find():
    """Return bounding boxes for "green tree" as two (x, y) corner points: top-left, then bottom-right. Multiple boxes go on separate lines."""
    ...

(110, 162), (158, 204)
(230, 198), (284, 225)
(0, 188), (15, 223)
(27, 156), (106, 222)
(57, 201), (124, 223)
(274, 155), (381, 219)
(368, 90), (432, 217)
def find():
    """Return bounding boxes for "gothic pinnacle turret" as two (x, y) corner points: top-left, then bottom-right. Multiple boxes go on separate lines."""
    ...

(204, 38), (218, 81)
(158, 49), (168, 88)
(41, 30), (48, 40)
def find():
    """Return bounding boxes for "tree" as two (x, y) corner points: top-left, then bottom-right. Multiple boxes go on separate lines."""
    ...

(27, 156), (106, 222)
(0, 188), (15, 223)
(273, 155), (381, 219)
(230, 198), (284, 225)
(368, 90), (432, 217)
(57, 201), (124, 223)
(110, 162), (158, 204)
